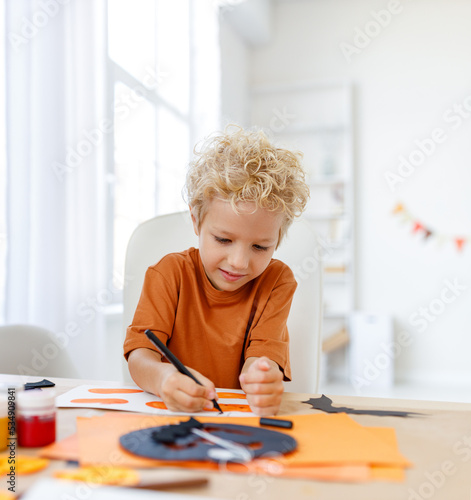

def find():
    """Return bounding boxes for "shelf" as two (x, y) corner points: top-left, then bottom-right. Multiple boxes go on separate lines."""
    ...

(305, 212), (347, 220)
(251, 79), (354, 382)
(322, 240), (351, 249)
(322, 327), (349, 353)
(324, 275), (352, 284)
(310, 176), (352, 186)
(323, 311), (350, 319)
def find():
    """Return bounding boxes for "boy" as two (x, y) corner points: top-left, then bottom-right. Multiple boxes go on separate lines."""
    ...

(123, 126), (309, 416)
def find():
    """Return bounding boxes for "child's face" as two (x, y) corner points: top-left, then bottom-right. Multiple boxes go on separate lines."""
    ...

(191, 198), (282, 292)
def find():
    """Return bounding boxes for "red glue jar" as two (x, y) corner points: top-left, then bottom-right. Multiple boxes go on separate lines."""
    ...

(16, 389), (56, 447)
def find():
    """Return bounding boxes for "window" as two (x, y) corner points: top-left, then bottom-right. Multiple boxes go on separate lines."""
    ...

(0, 0), (6, 323)
(106, 0), (220, 296)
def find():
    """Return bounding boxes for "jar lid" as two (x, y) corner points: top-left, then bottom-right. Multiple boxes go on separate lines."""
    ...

(16, 389), (56, 409)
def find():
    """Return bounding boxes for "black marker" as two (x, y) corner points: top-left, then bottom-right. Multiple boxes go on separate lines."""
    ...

(260, 417), (293, 429)
(145, 329), (223, 414)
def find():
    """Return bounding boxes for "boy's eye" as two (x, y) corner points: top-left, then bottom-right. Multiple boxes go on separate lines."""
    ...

(215, 236), (231, 244)
(253, 244), (269, 252)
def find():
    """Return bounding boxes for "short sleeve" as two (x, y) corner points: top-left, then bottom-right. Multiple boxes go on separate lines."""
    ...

(244, 266), (297, 381)
(123, 262), (179, 360)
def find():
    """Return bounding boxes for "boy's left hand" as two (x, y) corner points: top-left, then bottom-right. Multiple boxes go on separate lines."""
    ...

(239, 356), (284, 416)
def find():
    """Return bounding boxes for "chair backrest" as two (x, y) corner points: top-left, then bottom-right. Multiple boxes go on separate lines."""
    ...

(122, 212), (322, 392)
(274, 218), (322, 393)
(122, 212), (198, 382)
(0, 324), (80, 378)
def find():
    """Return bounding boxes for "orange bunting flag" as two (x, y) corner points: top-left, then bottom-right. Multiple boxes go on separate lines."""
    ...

(392, 203), (404, 214)
(455, 238), (466, 251)
(412, 222), (424, 233)
(423, 229), (433, 239)
(392, 203), (469, 252)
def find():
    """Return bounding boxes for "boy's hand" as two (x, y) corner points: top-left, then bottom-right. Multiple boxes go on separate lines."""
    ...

(127, 348), (217, 413)
(239, 356), (284, 416)
(158, 364), (217, 413)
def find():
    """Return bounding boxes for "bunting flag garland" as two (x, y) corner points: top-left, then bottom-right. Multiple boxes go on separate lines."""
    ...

(392, 203), (469, 252)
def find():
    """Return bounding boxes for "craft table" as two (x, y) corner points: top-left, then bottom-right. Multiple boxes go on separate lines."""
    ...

(1, 374), (470, 500)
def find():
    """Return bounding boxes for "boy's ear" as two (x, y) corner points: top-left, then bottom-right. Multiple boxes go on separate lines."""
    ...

(189, 206), (199, 236)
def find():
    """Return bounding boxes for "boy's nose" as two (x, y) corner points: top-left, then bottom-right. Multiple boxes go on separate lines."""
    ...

(227, 247), (249, 271)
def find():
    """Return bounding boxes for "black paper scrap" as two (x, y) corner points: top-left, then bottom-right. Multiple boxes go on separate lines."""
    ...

(151, 417), (203, 444)
(120, 421), (297, 462)
(24, 379), (56, 390)
(302, 394), (425, 418)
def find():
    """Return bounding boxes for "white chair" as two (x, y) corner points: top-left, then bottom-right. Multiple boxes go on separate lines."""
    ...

(122, 212), (198, 383)
(0, 324), (80, 378)
(122, 212), (322, 393)
(274, 218), (323, 394)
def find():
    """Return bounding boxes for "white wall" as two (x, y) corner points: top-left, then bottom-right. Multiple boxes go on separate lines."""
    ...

(219, 14), (250, 127)
(243, 0), (471, 385)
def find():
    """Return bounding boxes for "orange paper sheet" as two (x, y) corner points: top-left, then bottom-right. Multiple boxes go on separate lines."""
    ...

(39, 412), (410, 482)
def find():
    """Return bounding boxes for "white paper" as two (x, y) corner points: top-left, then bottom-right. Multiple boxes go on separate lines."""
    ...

(21, 478), (222, 500)
(55, 384), (255, 417)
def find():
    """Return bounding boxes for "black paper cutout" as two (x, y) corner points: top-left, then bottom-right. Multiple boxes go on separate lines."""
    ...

(302, 394), (425, 418)
(151, 417), (204, 444)
(24, 379), (55, 390)
(120, 420), (297, 462)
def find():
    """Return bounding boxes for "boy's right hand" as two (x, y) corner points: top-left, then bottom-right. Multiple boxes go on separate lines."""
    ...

(157, 364), (217, 413)
(127, 348), (217, 413)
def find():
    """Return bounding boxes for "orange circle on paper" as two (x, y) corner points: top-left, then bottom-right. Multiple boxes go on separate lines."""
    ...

(88, 388), (144, 394)
(145, 401), (251, 412)
(216, 392), (247, 400)
(218, 404), (252, 413)
(146, 401), (167, 410)
(71, 398), (129, 404)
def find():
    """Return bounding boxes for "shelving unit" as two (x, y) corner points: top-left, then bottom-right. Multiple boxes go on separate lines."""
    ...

(250, 80), (354, 383)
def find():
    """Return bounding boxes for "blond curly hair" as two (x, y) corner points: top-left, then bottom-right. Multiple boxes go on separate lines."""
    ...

(184, 125), (310, 247)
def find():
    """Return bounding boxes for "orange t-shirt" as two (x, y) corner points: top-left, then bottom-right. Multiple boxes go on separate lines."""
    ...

(123, 247), (296, 388)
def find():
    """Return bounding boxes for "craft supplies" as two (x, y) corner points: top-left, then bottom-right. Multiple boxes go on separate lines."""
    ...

(150, 417), (253, 462)
(120, 417), (297, 463)
(24, 379), (55, 391)
(16, 390), (56, 447)
(260, 417), (293, 429)
(303, 394), (425, 417)
(0, 455), (49, 474)
(55, 384), (253, 415)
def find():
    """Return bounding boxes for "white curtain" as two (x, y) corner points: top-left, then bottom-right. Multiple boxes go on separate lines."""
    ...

(5, 0), (108, 377)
